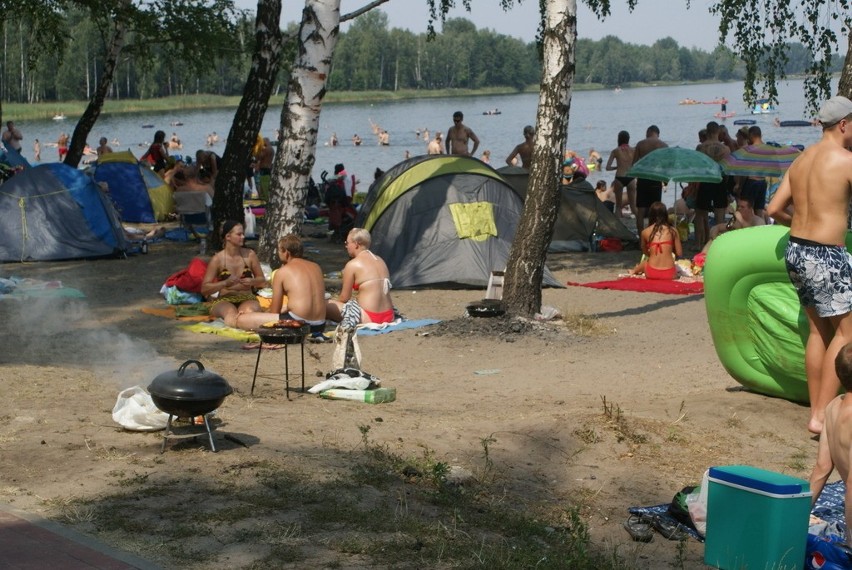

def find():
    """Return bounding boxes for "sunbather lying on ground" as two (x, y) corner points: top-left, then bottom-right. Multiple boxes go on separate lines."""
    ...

(123, 226), (167, 241)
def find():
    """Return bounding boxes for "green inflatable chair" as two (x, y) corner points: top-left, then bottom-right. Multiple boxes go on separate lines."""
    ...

(704, 225), (852, 404)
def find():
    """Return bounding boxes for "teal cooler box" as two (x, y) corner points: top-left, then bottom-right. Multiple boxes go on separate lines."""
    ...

(705, 465), (812, 569)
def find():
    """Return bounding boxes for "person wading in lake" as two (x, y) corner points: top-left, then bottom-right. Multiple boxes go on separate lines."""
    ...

(445, 111), (480, 157)
(505, 125), (534, 168)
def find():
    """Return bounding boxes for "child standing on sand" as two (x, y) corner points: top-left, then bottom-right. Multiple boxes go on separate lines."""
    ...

(810, 342), (852, 546)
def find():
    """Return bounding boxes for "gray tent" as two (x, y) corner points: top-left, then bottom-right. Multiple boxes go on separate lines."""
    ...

(495, 167), (637, 250)
(355, 155), (562, 289)
(0, 164), (127, 262)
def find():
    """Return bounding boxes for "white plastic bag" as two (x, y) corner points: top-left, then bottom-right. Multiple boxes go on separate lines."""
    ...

(112, 386), (169, 431)
(686, 469), (709, 537)
(244, 206), (257, 238)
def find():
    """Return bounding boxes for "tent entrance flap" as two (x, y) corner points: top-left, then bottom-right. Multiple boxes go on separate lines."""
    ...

(448, 202), (497, 241)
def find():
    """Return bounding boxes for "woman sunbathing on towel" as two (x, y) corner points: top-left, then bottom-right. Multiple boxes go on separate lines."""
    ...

(326, 228), (396, 326)
(201, 220), (267, 328)
(629, 201), (683, 280)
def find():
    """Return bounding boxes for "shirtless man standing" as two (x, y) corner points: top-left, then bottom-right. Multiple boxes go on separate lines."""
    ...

(739, 125), (770, 219)
(427, 132), (444, 155)
(445, 111), (480, 157)
(256, 138), (274, 202)
(632, 125), (667, 234)
(767, 95), (852, 435)
(605, 130), (636, 218)
(238, 234), (328, 332)
(505, 125), (534, 168)
(2, 121), (23, 152)
(96, 137), (113, 156)
(695, 121), (731, 250)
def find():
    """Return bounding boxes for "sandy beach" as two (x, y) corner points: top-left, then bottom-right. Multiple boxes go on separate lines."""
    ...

(0, 229), (817, 568)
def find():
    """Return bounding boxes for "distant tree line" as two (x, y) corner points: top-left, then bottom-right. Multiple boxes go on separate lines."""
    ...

(0, 7), (841, 104)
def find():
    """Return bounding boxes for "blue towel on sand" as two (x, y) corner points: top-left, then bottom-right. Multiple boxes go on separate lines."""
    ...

(629, 480), (847, 544)
(356, 318), (441, 336)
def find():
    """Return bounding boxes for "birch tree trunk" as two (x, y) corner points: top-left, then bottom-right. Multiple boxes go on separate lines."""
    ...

(503, 0), (575, 317)
(258, 0), (341, 262)
(211, 0), (283, 248)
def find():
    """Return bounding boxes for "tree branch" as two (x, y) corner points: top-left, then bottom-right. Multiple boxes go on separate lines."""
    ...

(340, 0), (391, 23)
(279, 0), (390, 48)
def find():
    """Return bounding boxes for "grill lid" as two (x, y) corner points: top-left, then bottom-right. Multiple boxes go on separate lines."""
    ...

(148, 360), (233, 402)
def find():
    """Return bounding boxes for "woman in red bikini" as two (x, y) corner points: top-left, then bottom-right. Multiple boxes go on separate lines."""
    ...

(629, 201), (683, 280)
(327, 228), (396, 324)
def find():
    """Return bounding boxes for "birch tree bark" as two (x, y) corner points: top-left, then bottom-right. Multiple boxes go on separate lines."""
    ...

(502, 0), (575, 317)
(258, 0), (341, 262)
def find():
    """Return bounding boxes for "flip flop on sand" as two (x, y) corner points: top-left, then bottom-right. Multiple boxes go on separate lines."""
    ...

(648, 514), (689, 541)
(623, 515), (654, 542)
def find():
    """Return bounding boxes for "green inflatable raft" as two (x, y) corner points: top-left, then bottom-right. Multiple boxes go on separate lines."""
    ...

(704, 225), (852, 404)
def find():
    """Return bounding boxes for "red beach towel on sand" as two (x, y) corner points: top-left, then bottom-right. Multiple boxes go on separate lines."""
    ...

(567, 277), (704, 295)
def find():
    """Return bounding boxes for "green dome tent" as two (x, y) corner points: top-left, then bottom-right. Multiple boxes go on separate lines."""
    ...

(355, 155), (562, 289)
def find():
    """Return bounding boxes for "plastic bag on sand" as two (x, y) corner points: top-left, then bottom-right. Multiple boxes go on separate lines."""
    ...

(309, 368), (380, 394)
(686, 469), (709, 537)
(112, 386), (169, 431)
(244, 206), (257, 237)
(535, 305), (562, 321)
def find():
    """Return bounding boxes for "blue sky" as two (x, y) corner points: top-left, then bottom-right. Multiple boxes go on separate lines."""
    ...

(233, 1), (723, 51)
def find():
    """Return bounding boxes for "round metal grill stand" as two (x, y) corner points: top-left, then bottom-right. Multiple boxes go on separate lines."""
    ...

(160, 413), (218, 453)
(250, 336), (306, 399)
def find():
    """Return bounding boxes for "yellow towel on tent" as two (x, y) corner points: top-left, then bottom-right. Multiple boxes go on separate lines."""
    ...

(179, 321), (260, 342)
(448, 202), (497, 241)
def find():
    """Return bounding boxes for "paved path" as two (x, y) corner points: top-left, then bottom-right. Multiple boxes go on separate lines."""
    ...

(0, 504), (160, 569)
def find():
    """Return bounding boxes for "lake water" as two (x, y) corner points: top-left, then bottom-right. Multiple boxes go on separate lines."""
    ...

(14, 78), (830, 197)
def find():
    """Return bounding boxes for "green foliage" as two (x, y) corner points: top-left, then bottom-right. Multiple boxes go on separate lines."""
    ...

(711, 0), (851, 113)
(0, 4), (843, 104)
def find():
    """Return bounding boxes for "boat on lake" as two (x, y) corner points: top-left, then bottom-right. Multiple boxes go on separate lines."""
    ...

(733, 119), (756, 125)
(482, 109), (501, 116)
(52, 114), (66, 121)
(778, 120), (813, 127)
(751, 98), (777, 114)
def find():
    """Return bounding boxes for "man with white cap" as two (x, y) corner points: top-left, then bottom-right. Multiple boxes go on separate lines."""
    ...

(767, 95), (852, 435)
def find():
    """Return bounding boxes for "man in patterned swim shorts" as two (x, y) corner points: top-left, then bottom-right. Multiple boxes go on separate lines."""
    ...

(767, 95), (852, 435)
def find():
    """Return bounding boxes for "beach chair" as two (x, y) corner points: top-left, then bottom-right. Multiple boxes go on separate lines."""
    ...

(173, 191), (212, 239)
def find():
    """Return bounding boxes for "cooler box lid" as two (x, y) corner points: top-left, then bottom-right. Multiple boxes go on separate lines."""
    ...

(708, 465), (810, 496)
